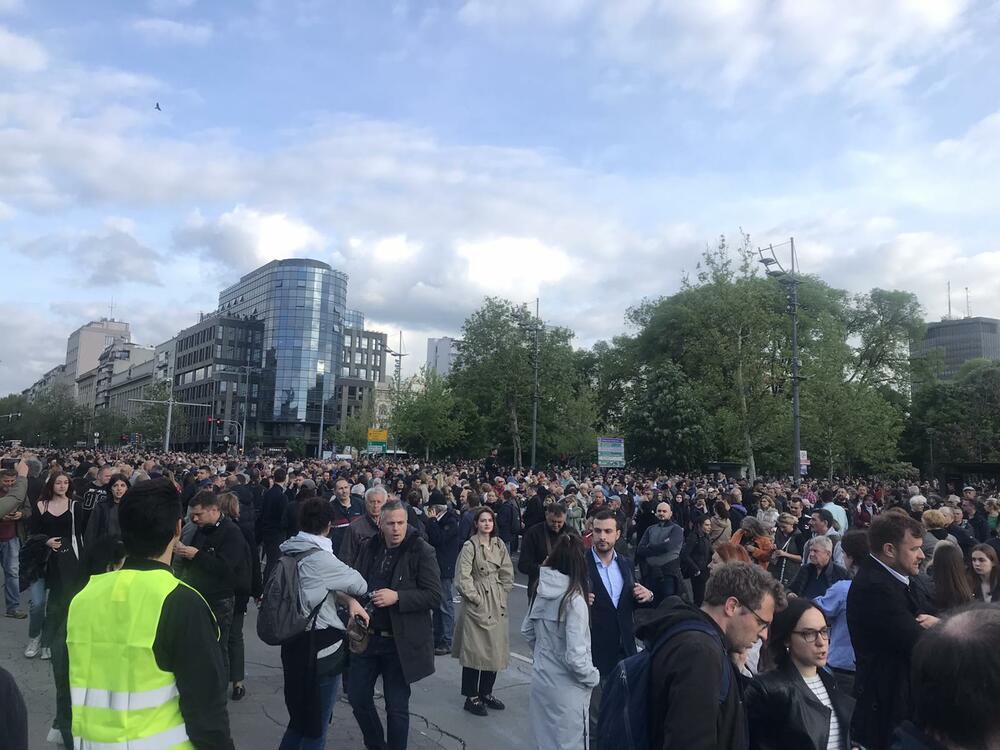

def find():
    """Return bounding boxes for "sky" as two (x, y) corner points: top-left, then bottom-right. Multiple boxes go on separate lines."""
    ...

(2, 0), (1000, 395)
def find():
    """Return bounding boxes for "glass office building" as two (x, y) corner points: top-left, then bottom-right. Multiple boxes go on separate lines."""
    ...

(217, 259), (347, 448)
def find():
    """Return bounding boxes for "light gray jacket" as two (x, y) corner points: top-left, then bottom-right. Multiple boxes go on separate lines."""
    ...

(280, 531), (368, 631)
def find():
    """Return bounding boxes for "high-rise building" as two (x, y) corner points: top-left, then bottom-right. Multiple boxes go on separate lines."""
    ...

(65, 319), (131, 398)
(426, 336), (460, 378)
(171, 314), (265, 448)
(333, 326), (388, 428)
(94, 342), (154, 411)
(216, 259), (348, 450)
(912, 316), (1000, 380)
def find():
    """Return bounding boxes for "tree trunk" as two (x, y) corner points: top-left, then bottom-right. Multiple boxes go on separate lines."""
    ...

(509, 397), (523, 468)
(735, 332), (756, 480)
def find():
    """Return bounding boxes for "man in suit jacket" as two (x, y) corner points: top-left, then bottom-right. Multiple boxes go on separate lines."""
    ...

(847, 511), (939, 750)
(587, 509), (654, 749)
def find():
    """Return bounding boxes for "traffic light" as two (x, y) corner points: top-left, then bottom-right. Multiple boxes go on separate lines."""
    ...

(207, 417), (214, 424)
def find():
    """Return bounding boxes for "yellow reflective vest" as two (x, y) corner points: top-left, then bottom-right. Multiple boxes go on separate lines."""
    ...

(67, 568), (198, 750)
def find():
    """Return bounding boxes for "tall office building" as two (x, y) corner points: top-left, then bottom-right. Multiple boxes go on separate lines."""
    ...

(912, 316), (1000, 380)
(426, 336), (460, 378)
(65, 319), (131, 398)
(217, 259), (348, 449)
(334, 326), (388, 427)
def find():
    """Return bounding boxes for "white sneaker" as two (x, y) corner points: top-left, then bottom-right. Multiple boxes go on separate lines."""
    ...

(40, 647), (52, 660)
(46, 727), (64, 745)
(24, 636), (41, 658)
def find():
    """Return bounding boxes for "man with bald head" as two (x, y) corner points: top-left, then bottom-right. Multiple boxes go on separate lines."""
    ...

(636, 501), (685, 604)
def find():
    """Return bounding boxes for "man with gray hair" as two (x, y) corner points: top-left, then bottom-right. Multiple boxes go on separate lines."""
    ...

(787, 535), (850, 599)
(338, 485), (388, 567)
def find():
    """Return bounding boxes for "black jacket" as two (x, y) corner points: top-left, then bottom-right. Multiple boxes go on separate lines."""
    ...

(680, 528), (713, 578)
(494, 499), (520, 544)
(587, 550), (639, 677)
(328, 497), (363, 555)
(888, 722), (948, 750)
(352, 529), (442, 684)
(425, 508), (462, 579)
(258, 484), (287, 542)
(0, 665), (27, 750)
(847, 559), (935, 750)
(184, 517), (251, 603)
(635, 598), (748, 750)
(517, 521), (577, 597)
(337, 513), (380, 567)
(746, 662), (854, 750)
(788, 562), (851, 599)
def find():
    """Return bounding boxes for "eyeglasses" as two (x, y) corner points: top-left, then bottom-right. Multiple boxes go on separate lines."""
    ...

(736, 599), (771, 633)
(792, 627), (831, 644)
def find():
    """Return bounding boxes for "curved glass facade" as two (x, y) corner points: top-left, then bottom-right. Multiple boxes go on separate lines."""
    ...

(218, 259), (347, 446)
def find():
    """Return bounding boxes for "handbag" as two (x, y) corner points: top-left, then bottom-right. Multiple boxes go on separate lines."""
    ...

(346, 614), (370, 654)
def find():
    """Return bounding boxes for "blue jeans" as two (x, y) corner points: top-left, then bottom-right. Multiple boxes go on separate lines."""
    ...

(0, 537), (21, 613)
(28, 577), (47, 640)
(433, 578), (454, 648)
(347, 635), (411, 750)
(278, 673), (340, 750)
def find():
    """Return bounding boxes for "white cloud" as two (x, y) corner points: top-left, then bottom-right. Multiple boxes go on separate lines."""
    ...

(371, 235), (421, 264)
(132, 17), (213, 45)
(457, 237), (573, 297)
(0, 26), (46, 71)
(458, 0), (972, 101)
(173, 206), (328, 271)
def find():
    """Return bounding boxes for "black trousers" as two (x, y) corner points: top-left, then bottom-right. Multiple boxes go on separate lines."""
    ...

(461, 667), (497, 698)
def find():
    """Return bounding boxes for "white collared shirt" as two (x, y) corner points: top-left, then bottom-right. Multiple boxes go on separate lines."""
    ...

(592, 547), (624, 608)
(870, 553), (909, 586)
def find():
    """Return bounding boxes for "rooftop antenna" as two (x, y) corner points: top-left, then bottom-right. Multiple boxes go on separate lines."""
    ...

(108, 298), (115, 320)
(947, 281), (952, 320)
(966, 287), (971, 318)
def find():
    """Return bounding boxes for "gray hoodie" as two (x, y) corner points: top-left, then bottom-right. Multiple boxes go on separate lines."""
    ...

(280, 531), (368, 631)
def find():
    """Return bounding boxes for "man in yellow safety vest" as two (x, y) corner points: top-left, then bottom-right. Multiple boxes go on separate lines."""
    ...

(67, 477), (234, 749)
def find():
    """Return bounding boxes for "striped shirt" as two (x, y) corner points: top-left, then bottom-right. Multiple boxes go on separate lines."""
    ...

(803, 673), (840, 750)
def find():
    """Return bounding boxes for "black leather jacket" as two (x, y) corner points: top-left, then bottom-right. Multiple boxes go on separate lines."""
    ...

(746, 662), (854, 750)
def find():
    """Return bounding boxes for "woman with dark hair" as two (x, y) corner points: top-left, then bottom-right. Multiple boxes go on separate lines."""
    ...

(83, 473), (129, 548)
(929, 542), (974, 613)
(452, 506), (514, 715)
(521, 533), (599, 749)
(24, 472), (83, 661)
(709, 500), (732, 546)
(771, 513), (804, 587)
(277, 496), (367, 750)
(680, 514), (713, 606)
(746, 598), (854, 750)
(970, 544), (1000, 603)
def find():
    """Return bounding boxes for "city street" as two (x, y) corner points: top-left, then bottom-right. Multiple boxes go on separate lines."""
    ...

(3, 566), (537, 750)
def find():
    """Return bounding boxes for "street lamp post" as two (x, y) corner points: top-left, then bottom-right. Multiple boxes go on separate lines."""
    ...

(518, 298), (543, 470)
(129, 397), (210, 452)
(758, 238), (802, 484)
(317, 361), (326, 460)
(93, 431), (100, 449)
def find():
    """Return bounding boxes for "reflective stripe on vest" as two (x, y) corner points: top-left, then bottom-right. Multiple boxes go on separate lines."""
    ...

(71, 684), (180, 713)
(73, 723), (191, 750)
(67, 568), (197, 750)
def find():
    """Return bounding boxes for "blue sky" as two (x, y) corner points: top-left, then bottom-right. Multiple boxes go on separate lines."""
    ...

(2, 0), (1000, 394)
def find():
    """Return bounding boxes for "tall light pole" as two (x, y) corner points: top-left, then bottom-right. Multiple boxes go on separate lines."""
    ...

(129, 396), (209, 452)
(316, 360), (326, 459)
(758, 239), (802, 484)
(519, 299), (542, 469)
(385, 332), (408, 454)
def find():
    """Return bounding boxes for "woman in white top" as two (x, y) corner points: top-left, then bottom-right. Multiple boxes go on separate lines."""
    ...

(745, 598), (854, 750)
(970, 544), (1000, 604)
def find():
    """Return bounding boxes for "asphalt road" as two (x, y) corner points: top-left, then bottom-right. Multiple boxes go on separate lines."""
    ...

(3, 559), (539, 750)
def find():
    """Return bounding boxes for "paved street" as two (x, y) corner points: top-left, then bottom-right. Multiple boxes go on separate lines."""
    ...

(3, 566), (537, 750)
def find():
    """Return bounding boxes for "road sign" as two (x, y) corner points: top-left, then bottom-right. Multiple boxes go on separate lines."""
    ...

(367, 428), (388, 454)
(799, 450), (810, 466)
(597, 437), (625, 468)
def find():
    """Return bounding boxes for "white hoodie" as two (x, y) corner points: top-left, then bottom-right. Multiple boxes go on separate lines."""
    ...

(279, 531), (368, 631)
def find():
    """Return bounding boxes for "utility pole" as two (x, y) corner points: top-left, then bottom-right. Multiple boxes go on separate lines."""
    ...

(385, 332), (408, 454)
(758, 238), (802, 484)
(129, 397), (209, 452)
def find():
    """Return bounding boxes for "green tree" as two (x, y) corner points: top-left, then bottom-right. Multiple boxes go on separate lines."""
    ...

(285, 437), (307, 458)
(621, 359), (710, 470)
(33, 383), (89, 446)
(326, 395), (374, 452)
(130, 381), (189, 447)
(449, 297), (581, 467)
(391, 370), (464, 460)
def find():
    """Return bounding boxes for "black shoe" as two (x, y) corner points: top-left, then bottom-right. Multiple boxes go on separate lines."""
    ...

(464, 697), (488, 716)
(231, 685), (246, 701)
(434, 645), (451, 656)
(481, 694), (505, 710)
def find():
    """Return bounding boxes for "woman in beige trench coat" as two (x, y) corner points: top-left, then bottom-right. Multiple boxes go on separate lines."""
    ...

(452, 506), (514, 716)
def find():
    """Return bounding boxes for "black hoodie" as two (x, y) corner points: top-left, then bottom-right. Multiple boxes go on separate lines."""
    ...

(634, 597), (748, 750)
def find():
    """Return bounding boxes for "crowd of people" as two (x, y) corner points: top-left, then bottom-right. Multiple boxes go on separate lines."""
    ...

(1, 445), (1000, 749)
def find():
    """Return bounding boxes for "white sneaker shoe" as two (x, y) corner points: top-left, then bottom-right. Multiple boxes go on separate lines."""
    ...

(40, 647), (52, 660)
(46, 727), (64, 745)
(24, 636), (41, 658)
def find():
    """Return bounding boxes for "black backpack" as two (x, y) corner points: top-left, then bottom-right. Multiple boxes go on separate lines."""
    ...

(596, 619), (731, 749)
(256, 548), (322, 645)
